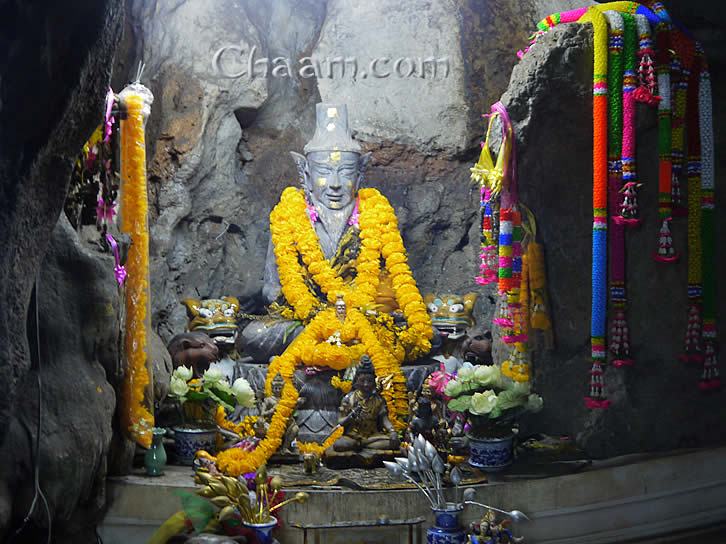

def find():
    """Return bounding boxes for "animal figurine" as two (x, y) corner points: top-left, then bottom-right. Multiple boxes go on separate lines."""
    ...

(167, 331), (220, 377)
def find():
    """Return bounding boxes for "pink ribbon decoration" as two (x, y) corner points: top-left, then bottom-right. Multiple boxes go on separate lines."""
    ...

(97, 198), (117, 223)
(347, 197), (360, 227)
(105, 234), (127, 286)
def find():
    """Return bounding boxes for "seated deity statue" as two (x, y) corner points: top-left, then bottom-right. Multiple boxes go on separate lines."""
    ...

(213, 103), (432, 474)
(333, 357), (399, 452)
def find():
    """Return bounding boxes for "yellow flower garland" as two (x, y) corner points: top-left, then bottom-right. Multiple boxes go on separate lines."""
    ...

(120, 92), (154, 448)
(215, 406), (257, 438)
(216, 187), (432, 476)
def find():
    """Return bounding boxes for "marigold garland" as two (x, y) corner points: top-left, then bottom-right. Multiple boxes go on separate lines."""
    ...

(218, 187), (430, 476)
(215, 406), (257, 438)
(119, 91), (154, 448)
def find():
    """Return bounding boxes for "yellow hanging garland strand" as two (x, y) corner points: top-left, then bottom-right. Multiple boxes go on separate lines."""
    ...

(120, 92), (154, 448)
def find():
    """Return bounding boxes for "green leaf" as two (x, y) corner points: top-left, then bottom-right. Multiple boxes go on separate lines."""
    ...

(495, 389), (527, 411)
(283, 321), (302, 343)
(448, 395), (473, 412)
(186, 390), (209, 402)
(206, 390), (234, 412)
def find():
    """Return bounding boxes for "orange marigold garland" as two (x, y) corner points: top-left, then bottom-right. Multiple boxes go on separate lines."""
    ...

(119, 85), (155, 448)
(218, 187), (431, 476)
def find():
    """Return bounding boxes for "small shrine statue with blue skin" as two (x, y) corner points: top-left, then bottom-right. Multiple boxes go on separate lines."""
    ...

(468, 510), (524, 544)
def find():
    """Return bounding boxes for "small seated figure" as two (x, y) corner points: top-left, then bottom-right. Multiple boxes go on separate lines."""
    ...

(261, 373), (297, 453)
(408, 397), (439, 445)
(333, 356), (399, 452)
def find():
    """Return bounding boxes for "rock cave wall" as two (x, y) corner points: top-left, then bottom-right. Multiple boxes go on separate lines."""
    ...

(0, 1), (124, 541)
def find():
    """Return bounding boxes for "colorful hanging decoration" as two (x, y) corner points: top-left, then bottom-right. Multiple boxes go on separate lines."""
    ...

(698, 50), (719, 390)
(524, 1), (719, 401)
(680, 51), (703, 364)
(119, 82), (155, 449)
(652, 16), (678, 262)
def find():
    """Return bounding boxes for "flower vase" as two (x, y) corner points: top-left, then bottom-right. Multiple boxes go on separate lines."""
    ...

(242, 517), (278, 544)
(467, 434), (514, 472)
(144, 427), (167, 476)
(172, 425), (216, 466)
(427, 503), (466, 544)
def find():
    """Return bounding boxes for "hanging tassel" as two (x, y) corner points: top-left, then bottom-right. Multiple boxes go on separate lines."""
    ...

(634, 54), (661, 105)
(614, 182), (642, 226)
(493, 293), (514, 329)
(679, 302), (704, 364)
(699, 340), (721, 391)
(585, 361), (611, 409)
(610, 307), (634, 367)
(653, 217), (680, 262)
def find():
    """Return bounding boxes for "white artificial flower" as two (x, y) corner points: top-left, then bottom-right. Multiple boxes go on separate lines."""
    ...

(232, 378), (256, 408)
(456, 362), (475, 381)
(444, 379), (463, 398)
(473, 364), (501, 387)
(169, 376), (189, 397)
(172, 365), (193, 382)
(526, 393), (544, 413)
(470, 390), (498, 415)
(203, 366), (224, 385)
(215, 379), (232, 395)
(511, 381), (531, 396)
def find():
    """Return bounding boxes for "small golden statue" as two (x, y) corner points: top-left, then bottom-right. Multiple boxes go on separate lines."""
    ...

(333, 356), (400, 452)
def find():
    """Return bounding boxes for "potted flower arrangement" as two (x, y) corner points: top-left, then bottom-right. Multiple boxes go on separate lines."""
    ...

(444, 363), (543, 471)
(169, 366), (256, 465)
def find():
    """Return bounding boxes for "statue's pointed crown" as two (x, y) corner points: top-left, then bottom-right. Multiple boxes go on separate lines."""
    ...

(303, 103), (362, 154)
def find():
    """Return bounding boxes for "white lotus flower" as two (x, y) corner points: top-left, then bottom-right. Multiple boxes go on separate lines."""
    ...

(444, 379), (463, 398)
(172, 365), (193, 382)
(473, 364), (501, 387)
(457, 362), (475, 381)
(215, 379), (232, 395)
(170, 376), (189, 397)
(232, 378), (256, 408)
(203, 367), (224, 385)
(470, 390), (498, 415)
(469, 389), (497, 416)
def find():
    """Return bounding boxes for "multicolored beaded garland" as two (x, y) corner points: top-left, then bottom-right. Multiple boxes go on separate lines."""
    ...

(524, 1), (719, 402)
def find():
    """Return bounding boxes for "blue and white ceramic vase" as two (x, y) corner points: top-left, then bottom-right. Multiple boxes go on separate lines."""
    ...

(242, 516), (277, 544)
(467, 434), (514, 472)
(172, 425), (216, 465)
(427, 503), (466, 544)
(144, 427), (167, 476)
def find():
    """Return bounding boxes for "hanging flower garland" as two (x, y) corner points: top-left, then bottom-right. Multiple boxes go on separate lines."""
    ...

(698, 51), (719, 390)
(119, 85), (155, 448)
(680, 52), (704, 365)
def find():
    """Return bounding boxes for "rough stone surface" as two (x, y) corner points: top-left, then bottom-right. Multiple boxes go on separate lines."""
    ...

(0, 0), (123, 541)
(0, 218), (120, 542)
(501, 24), (726, 457)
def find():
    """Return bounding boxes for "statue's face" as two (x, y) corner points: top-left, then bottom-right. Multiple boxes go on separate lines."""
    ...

(272, 380), (284, 398)
(306, 151), (361, 210)
(355, 373), (376, 396)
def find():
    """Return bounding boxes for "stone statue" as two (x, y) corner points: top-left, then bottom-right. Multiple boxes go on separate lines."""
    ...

(294, 368), (341, 444)
(333, 356), (399, 452)
(182, 296), (241, 380)
(239, 104), (371, 363)
(408, 397), (439, 445)
(261, 373), (297, 453)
